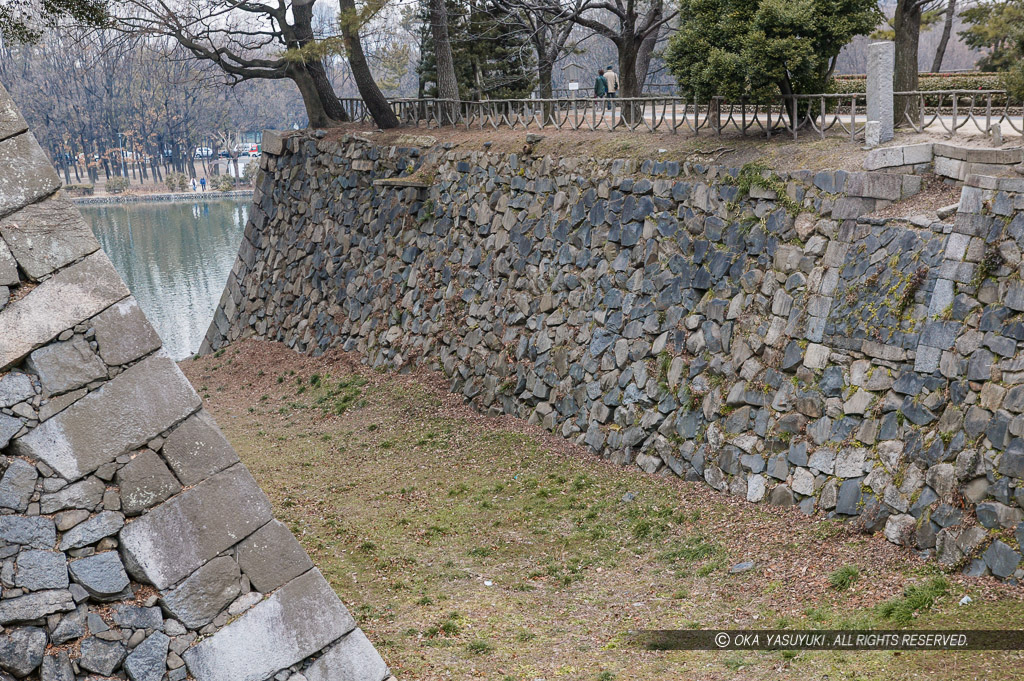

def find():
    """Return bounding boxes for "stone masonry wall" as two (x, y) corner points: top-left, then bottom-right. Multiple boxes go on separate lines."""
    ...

(0, 87), (391, 679)
(206, 129), (1024, 583)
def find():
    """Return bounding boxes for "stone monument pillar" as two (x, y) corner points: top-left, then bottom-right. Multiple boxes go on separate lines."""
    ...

(866, 41), (895, 147)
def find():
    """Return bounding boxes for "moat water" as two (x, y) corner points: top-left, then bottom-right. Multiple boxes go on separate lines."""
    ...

(81, 199), (248, 360)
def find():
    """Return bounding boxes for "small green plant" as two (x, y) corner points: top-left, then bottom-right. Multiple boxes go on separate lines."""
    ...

(972, 243), (1004, 288)
(466, 639), (493, 655)
(897, 266), (929, 315)
(877, 576), (949, 624)
(724, 161), (801, 216)
(828, 564), (860, 591)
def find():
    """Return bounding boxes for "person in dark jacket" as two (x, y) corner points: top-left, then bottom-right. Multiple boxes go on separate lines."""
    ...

(594, 69), (609, 106)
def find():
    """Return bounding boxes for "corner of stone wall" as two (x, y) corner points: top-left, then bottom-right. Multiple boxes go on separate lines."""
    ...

(0, 85), (392, 681)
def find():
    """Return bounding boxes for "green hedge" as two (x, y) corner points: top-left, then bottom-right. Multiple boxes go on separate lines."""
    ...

(828, 73), (1004, 94)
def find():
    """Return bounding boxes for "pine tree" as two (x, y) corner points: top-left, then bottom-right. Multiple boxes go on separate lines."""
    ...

(417, 0), (534, 101)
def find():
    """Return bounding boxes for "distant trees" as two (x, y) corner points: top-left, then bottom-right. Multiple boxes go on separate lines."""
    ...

(0, 28), (305, 185)
(960, 0), (1024, 71)
(0, 0), (106, 42)
(960, 0), (1024, 101)
(665, 0), (881, 102)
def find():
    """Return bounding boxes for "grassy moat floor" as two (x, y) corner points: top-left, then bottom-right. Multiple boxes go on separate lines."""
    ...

(182, 340), (1024, 681)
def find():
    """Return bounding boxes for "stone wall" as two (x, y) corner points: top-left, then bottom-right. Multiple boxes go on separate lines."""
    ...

(0, 87), (391, 680)
(205, 130), (1024, 583)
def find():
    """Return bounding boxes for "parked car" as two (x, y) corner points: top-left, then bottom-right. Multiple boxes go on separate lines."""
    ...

(218, 149), (230, 158)
(194, 147), (214, 159)
(246, 143), (260, 156)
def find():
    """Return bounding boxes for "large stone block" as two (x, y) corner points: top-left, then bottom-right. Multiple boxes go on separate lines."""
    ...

(39, 476), (104, 513)
(0, 84), (27, 142)
(90, 297), (163, 366)
(0, 515), (55, 548)
(236, 520), (313, 594)
(0, 589), (75, 624)
(261, 131), (287, 156)
(0, 195), (100, 280)
(0, 237), (16, 286)
(120, 464), (272, 590)
(0, 458), (38, 511)
(161, 410), (240, 486)
(12, 355), (201, 481)
(27, 336), (108, 395)
(116, 450), (182, 516)
(160, 556), (241, 629)
(183, 569), (356, 681)
(58, 510), (124, 550)
(304, 629), (389, 681)
(68, 551), (131, 600)
(0, 413), (19, 449)
(15, 550), (69, 590)
(0, 131), (60, 219)
(0, 251), (129, 370)
(124, 631), (169, 681)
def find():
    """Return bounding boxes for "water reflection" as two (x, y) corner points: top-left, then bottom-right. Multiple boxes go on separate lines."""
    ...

(81, 199), (248, 360)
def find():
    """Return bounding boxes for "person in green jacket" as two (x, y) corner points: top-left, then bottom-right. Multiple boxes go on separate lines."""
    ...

(594, 69), (609, 105)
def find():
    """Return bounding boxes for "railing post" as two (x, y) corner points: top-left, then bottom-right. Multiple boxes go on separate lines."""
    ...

(866, 41), (894, 146)
(820, 96), (826, 140)
(951, 94), (958, 138)
(791, 96), (798, 140)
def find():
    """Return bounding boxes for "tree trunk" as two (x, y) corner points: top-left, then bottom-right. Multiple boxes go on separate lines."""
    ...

(292, 0), (349, 127)
(288, 63), (339, 128)
(894, 0), (923, 123)
(930, 0), (956, 73)
(429, 0), (460, 125)
(618, 42), (641, 123)
(538, 60), (554, 122)
(635, 6), (663, 94)
(307, 60), (352, 123)
(339, 0), (400, 129)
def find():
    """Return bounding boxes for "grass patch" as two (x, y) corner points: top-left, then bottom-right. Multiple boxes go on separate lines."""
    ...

(877, 577), (950, 624)
(467, 639), (493, 654)
(829, 565), (860, 592)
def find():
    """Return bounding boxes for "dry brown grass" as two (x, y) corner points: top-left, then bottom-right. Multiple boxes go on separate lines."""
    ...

(183, 340), (1024, 681)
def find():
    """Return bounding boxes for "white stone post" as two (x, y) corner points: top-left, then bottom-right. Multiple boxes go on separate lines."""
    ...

(866, 41), (894, 147)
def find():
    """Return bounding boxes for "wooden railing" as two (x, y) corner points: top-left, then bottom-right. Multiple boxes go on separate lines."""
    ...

(334, 91), (1018, 141)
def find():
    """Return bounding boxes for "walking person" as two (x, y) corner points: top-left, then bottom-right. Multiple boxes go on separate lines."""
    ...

(604, 66), (618, 111)
(594, 69), (609, 115)
(199, 176), (206, 192)
(191, 177), (197, 192)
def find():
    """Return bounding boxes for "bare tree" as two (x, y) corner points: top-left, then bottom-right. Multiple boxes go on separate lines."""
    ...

(498, 0), (586, 101)
(930, 0), (957, 72)
(118, 0), (358, 127)
(566, 0), (676, 101)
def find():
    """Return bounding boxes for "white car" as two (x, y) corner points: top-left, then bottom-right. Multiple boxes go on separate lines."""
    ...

(194, 147), (214, 159)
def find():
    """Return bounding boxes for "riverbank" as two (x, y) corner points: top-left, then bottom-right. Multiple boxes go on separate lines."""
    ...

(181, 339), (1024, 681)
(70, 189), (253, 205)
